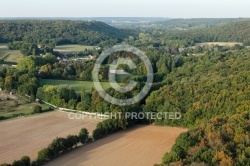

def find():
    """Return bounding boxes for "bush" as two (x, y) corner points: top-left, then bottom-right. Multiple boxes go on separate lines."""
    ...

(12, 156), (30, 166)
(66, 135), (79, 149)
(78, 128), (89, 144)
(0, 116), (6, 120)
(33, 105), (42, 113)
(12, 100), (18, 107)
(20, 156), (30, 166)
(162, 152), (180, 164)
(0, 164), (12, 166)
(30, 161), (39, 166)
(37, 148), (53, 164)
(92, 128), (104, 140)
(92, 119), (122, 140)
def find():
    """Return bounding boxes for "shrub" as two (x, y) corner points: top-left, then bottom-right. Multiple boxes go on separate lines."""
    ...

(66, 135), (79, 149)
(33, 105), (42, 113)
(12, 156), (30, 166)
(12, 100), (18, 107)
(78, 128), (89, 144)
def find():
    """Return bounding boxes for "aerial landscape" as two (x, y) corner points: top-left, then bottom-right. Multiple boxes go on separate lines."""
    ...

(0, 0), (250, 166)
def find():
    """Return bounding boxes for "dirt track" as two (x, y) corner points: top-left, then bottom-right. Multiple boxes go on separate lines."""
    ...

(0, 111), (101, 164)
(46, 125), (187, 166)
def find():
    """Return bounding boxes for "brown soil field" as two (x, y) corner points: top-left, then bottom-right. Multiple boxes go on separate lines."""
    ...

(46, 125), (187, 166)
(0, 111), (101, 164)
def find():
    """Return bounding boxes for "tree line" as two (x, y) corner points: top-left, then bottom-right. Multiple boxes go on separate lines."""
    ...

(0, 128), (90, 166)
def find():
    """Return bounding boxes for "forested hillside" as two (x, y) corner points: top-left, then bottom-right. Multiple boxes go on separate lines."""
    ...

(155, 18), (249, 30)
(114, 18), (248, 31)
(0, 20), (130, 46)
(145, 48), (250, 127)
(146, 48), (250, 166)
(159, 112), (250, 166)
(165, 20), (250, 45)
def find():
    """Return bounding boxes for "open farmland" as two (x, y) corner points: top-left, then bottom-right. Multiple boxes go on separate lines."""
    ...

(39, 79), (112, 93)
(54, 44), (95, 53)
(46, 125), (187, 166)
(0, 111), (102, 164)
(0, 44), (23, 63)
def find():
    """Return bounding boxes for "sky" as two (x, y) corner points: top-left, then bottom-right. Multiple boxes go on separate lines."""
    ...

(0, 0), (250, 18)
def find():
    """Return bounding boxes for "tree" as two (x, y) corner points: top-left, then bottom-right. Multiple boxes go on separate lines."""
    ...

(18, 74), (31, 84)
(59, 87), (77, 103)
(66, 135), (79, 149)
(78, 91), (91, 111)
(20, 156), (30, 166)
(17, 56), (37, 74)
(92, 128), (104, 141)
(4, 76), (14, 91)
(162, 152), (180, 164)
(67, 99), (77, 109)
(78, 128), (89, 144)
(37, 148), (53, 163)
(43, 53), (57, 64)
(18, 83), (38, 96)
(39, 64), (52, 78)
(48, 137), (68, 156)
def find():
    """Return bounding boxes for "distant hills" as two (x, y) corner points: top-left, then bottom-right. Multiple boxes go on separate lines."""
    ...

(0, 20), (131, 45)
(154, 18), (250, 29)
(165, 20), (250, 44)
(0, 17), (170, 23)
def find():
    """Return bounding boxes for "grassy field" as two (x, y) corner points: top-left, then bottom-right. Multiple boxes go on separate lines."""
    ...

(0, 91), (51, 119)
(0, 44), (23, 63)
(0, 111), (102, 163)
(54, 44), (95, 52)
(109, 64), (132, 82)
(39, 79), (111, 93)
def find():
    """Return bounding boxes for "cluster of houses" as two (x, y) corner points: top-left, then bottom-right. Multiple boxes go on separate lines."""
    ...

(58, 55), (94, 65)
(72, 55), (94, 62)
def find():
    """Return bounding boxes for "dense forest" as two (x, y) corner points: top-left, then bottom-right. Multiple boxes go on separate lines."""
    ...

(121, 20), (250, 50)
(157, 112), (250, 166)
(144, 48), (250, 127)
(0, 20), (131, 46)
(154, 18), (250, 30)
(112, 18), (249, 30)
(163, 20), (250, 46)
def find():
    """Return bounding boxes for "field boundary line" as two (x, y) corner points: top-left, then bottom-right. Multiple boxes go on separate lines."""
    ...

(41, 100), (109, 118)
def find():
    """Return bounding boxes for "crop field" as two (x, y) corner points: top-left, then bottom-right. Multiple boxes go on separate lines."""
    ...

(39, 79), (112, 93)
(0, 111), (102, 164)
(109, 64), (132, 82)
(195, 42), (243, 47)
(46, 125), (187, 166)
(54, 44), (95, 52)
(0, 44), (23, 63)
